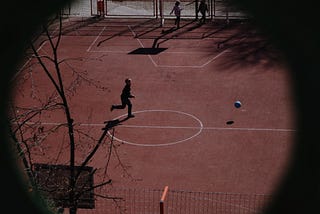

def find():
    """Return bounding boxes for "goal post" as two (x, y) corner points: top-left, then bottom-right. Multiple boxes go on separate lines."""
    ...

(160, 186), (169, 214)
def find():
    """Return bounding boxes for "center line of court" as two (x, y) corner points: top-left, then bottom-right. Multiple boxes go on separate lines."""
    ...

(104, 124), (295, 132)
(24, 121), (295, 132)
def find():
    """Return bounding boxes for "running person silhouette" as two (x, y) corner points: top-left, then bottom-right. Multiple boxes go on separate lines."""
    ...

(111, 78), (135, 118)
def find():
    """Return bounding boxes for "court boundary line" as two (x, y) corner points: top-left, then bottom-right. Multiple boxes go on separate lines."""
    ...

(86, 25), (230, 68)
(22, 120), (295, 147)
(24, 122), (296, 132)
(131, 25), (229, 68)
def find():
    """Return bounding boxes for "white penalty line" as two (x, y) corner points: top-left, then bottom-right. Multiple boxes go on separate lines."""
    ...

(24, 122), (295, 132)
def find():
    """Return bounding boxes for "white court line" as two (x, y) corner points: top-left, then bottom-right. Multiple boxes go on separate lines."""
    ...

(106, 109), (204, 146)
(85, 50), (128, 53)
(128, 25), (137, 38)
(153, 49), (230, 68)
(20, 108), (295, 147)
(103, 124), (296, 132)
(127, 25), (230, 68)
(24, 121), (295, 132)
(128, 25), (160, 68)
(78, 24), (228, 68)
(87, 26), (106, 52)
(11, 40), (49, 82)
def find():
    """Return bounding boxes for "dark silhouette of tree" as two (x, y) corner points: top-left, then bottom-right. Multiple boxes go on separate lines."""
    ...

(8, 14), (128, 214)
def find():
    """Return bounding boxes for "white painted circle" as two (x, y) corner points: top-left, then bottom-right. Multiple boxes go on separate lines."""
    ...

(108, 109), (203, 147)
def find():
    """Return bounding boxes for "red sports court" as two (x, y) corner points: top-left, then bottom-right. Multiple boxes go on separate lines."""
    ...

(11, 1), (295, 213)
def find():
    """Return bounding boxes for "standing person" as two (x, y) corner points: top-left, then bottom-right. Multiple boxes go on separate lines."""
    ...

(111, 78), (135, 118)
(170, 1), (183, 28)
(197, 0), (208, 24)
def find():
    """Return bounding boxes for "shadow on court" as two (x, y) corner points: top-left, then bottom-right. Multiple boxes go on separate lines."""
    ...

(128, 47), (167, 55)
(88, 17), (282, 69)
(198, 20), (286, 70)
(151, 20), (201, 48)
(102, 117), (130, 130)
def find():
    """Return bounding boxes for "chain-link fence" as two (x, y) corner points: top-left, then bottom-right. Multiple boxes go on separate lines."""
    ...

(74, 186), (270, 214)
(62, 0), (248, 20)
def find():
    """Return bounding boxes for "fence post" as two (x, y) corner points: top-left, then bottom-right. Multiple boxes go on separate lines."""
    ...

(195, 0), (199, 19)
(159, 0), (164, 26)
(160, 186), (169, 214)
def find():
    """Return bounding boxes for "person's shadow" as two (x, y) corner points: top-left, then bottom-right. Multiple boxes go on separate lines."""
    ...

(102, 117), (130, 131)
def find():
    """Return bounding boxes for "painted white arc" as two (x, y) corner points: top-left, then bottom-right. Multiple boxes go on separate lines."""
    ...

(108, 109), (204, 147)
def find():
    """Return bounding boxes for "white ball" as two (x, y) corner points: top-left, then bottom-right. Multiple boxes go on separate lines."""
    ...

(234, 101), (242, 108)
